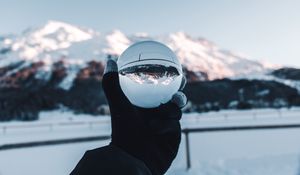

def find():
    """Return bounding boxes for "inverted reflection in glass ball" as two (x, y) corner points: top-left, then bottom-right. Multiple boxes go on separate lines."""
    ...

(117, 41), (183, 108)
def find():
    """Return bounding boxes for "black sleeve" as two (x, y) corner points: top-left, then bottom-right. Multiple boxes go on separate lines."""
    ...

(70, 146), (152, 175)
(70, 151), (91, 175)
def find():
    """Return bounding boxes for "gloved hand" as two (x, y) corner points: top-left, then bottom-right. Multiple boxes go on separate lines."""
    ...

(102, 58), (187, 175)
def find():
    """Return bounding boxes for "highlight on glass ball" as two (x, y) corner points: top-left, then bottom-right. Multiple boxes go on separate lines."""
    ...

(117, 40), (183, 108)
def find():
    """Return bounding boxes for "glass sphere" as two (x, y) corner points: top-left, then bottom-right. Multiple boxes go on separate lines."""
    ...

(117, 41), (183, 108)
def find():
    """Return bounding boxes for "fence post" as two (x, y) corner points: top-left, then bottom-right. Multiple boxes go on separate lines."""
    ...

(184, 130), (191, 170)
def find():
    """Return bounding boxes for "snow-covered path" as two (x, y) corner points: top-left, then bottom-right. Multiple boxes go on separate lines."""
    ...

(1, 108), (300, 175)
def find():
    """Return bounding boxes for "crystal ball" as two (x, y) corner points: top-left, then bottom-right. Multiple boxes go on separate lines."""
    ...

(117, 40), (183, 108)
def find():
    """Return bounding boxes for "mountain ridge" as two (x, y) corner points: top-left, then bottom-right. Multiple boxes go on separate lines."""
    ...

(0, 20), (279, 82)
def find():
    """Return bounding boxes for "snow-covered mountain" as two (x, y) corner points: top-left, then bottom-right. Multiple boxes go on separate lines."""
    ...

(0, 20), (278, 83)
(2, 21), (300, 121)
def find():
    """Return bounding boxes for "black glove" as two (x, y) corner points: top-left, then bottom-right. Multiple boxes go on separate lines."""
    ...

(102, 59), (187, 175)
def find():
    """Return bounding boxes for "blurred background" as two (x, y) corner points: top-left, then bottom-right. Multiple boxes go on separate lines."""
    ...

(1, 0), (300, 175)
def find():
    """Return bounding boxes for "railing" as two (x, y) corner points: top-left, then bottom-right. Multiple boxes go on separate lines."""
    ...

(2, 108), (300, 135)
(1, 108), (300, 170)
(2, 123), (300, 170)
(0, 120), (110, 135)
(0, 135), (110, 151)
(189, 108), (300, 120)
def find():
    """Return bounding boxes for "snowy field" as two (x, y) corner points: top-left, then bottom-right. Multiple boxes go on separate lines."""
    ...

(1, 108), (300, 175)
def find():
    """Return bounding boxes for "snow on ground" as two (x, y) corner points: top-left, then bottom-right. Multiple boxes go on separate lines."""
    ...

(0, 110), (111, 145)
(0, 141), (108, 175)
(1, 108), (300, 175)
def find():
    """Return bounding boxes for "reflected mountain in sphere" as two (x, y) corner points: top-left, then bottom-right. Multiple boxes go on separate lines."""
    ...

(119, 64), (180, 85)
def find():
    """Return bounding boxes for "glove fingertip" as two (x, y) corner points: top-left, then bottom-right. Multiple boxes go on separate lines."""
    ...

(104, 59), (118, 74)
(171, 91), (187, 109)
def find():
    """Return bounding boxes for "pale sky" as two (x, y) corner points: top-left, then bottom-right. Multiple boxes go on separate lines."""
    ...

(1, 0), (300, 67)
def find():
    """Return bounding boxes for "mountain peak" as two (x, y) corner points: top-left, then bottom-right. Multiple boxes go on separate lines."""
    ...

(44, 20), (74, 30)
(170, 31), (189, 38)
(103, 30), (130, 55)
(6, 20), (97, 61)
(33, 20), (94, 42)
